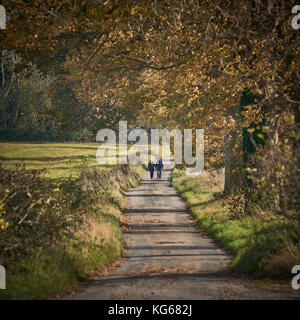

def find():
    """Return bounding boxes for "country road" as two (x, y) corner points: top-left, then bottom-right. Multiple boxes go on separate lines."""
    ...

(67, 160), (299, 300)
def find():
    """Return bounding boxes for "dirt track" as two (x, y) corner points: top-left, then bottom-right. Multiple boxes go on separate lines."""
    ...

(67, 160), (299, 300)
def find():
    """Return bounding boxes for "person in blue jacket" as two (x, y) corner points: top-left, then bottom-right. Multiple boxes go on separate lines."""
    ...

(155, 158), (163, 179)
(148, 160), (155, 179)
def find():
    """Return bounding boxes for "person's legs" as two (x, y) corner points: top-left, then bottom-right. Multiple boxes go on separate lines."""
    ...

(150, 170), (154, 179)
(158, 170), (161, 178)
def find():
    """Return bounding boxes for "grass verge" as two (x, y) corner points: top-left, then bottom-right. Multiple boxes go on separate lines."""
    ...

(172, 168), (299, 278)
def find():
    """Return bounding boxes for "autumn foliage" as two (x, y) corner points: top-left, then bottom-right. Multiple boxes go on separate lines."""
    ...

(0, 0), (299, 281)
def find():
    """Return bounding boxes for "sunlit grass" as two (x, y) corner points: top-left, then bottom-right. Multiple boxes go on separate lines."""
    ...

(0, 142), (171, 180)
(0, 142), (132, 180)
(172, 168), (298, 277)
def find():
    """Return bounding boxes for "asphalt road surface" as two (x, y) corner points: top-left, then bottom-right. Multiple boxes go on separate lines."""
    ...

(67, 160), (299, 300)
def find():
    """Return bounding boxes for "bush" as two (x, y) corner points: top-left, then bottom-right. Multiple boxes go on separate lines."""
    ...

(0, 164), (81, 265)
(244, 141), (299, 219)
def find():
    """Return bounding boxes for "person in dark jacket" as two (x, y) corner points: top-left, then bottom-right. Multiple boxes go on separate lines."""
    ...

(148, 160), (155, 179)
(156, 158), (163, 179)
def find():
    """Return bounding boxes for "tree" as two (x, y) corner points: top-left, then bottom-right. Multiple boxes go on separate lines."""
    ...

(1, 1), (299, 198)
(0, 50), (27, 134)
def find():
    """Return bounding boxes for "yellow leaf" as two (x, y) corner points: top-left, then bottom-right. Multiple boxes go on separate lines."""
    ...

(257, 133), (264, 140)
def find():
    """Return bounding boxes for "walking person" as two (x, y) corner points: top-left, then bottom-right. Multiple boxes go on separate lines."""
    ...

(148, 160), (155, 179)
(156, 158), (163, 179)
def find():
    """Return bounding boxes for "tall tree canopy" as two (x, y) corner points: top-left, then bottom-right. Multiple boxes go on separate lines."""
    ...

(1, 0), (299, 164)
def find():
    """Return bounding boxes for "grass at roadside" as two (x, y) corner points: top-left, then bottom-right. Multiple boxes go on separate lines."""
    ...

(172, 168), (299, 278)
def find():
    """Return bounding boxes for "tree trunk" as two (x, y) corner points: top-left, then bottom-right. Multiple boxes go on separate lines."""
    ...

(224, 105), (242, 194)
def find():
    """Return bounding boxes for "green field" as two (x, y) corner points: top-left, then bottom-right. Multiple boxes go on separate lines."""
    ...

(0, 142), (117, 180)
(0, 142), (167, 180)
